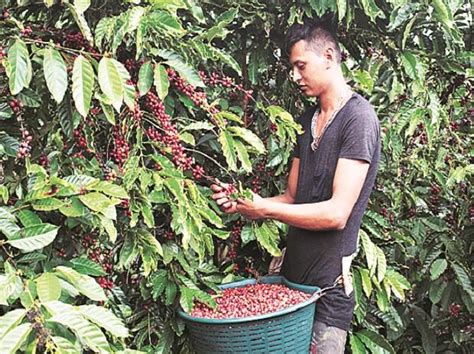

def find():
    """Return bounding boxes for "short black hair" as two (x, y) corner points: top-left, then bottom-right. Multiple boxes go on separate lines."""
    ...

(285, 21), (342, 63)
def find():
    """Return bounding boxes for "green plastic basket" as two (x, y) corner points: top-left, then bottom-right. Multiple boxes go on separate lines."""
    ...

(178, 275), (319, 353)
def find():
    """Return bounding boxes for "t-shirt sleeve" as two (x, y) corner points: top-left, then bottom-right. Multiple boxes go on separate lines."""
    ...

(339, 108), (380, 164)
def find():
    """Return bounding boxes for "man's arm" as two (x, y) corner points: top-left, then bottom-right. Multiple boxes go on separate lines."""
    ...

(236, 158), (370, 230)
(211, 158), (300, 210)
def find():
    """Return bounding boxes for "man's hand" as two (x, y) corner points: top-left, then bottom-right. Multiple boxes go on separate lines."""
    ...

(210, 181), (238, 214)
(236, 193), (268, 220)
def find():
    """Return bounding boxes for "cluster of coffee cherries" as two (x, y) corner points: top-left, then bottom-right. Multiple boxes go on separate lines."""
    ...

(118, 199), (131, 218)
(72, 126), (91, 158)
(191, 283), (311, 319)
(17, 129), (32, 159)
(81, 234), (114, 290)
(103, 167), (118, 181)
(227, 221), (243, 261)
(26, 308), (49, 349)
(9, 98), (21, 115)
(380, 207), (395, 223)
(199, 71), (253, 105)
(0, 8), (9, 20)
(164, 229), (175, 240)
(145, 91), (205, 179)
(168, 68), (209, 108)
(250, 158), (272, 194)
(430, 183), (441, 213)
(449, 303), (461, 318)
(109, 125), (130, 167)
(63, 31), (93, 52)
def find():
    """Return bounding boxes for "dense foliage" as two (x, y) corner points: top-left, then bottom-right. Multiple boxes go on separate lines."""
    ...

(0, 0), (472, 353)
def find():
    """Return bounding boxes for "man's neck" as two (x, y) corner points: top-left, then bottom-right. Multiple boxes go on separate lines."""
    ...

(318, 78), (351, 114)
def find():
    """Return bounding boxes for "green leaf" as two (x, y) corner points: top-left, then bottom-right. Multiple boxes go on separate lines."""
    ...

(43, 47), (68, 103)
(218, 130), (238, 171)
(138, 61), (153, 96)
(59, 197), (88, 217)
(98, 57), (131, 112)
(36, 273), (61, 303)
(51, 336), (80, 354)
(74, 0), (90, 14)
(0, 323), (32, 354)
(17, 210), (41, 227)
(90, 181), (128, 199)
(412, 306), (437, 354)
(0, 133), (19, 157)
(451, 262), (474, 299)
(228, 126), (266, 154)
(376, 247), (387, 282)
(360, 230), (377, 275)
(151, 10), (185, 35)
(429, 279), (447, 304)
(154, 63), (170, 100)
(8, 224), (58, 252)
(359, 0), (384, 23)
(356, 329), (395, 354)
(79, 192), (115, 214)
(55, 266), (106, 301)
(78, 305), (129, 337)
(179, 286), (194, 313)
(432, 0), (454, 29)
(165, 281), (177, 305)
(385, 269), (410, 301)
(240, 224), (255, 244)
(430, 259), (448, 280)
(71, 257), (107, 276)
(401, 51), (418, 80)
(337, 0), (347, 22)
(72, 55), (94, 117)
(99, 215), (117, 242)
(32, 198), (64, 211)
(45, 302), (111, 353)
(0, 309), (26, 339)
(7, 39), (31, 95)
(157, 50), (204, 87)
(359, 268), (372, 298)
(254, 221), (281, 257)
(234, 139), (252, 173)
(350, 333), (367, 354)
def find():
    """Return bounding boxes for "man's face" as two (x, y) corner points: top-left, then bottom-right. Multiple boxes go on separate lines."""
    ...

(289, 40), (328, 97)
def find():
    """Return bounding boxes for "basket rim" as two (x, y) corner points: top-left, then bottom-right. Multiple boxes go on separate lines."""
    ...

(177, 275), (320, 324)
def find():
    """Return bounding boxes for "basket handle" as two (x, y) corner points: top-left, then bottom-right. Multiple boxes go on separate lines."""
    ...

(309, 275), (344, 303)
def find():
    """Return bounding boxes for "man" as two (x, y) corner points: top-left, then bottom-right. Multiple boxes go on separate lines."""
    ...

(212, 21), (380, 353)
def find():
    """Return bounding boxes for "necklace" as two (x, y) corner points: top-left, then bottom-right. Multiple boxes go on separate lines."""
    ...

(311, 90), (353, 151)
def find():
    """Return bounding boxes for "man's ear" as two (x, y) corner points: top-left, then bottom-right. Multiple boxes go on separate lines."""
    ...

(324, 46), (337, 67)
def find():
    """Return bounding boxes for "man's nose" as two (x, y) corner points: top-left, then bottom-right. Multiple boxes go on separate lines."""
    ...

(291, 68), (301, 83)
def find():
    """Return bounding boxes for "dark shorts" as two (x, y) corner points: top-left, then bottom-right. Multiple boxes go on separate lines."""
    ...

(310, 320), (347, 354)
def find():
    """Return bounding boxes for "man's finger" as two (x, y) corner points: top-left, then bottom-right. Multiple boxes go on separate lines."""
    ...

(216, 197), (231, 206)
(212, 192), (228, 201)
(210, 184), (223, 192)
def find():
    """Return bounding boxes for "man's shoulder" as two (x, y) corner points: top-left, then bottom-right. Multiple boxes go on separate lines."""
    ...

(347, 93), (377, 116)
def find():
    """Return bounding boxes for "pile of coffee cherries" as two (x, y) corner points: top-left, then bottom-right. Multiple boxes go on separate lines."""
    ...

(191, 283), (311, 319)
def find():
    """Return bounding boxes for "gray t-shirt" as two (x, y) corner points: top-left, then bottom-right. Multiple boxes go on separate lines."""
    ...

(280, 92), (380, 331)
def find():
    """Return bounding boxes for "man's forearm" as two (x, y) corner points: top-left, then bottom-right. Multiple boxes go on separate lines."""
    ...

(262, 199), (346, 231)
(265, 193), (294, 204)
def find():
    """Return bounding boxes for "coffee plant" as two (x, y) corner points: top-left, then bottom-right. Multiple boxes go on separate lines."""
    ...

(0, 0), (472, 353)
